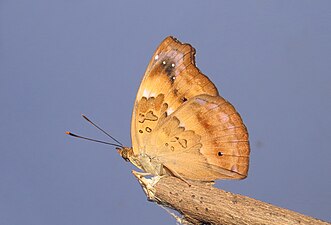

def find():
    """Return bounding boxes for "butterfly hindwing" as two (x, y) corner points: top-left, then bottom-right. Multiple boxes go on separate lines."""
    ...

(145, 94), (249, 181)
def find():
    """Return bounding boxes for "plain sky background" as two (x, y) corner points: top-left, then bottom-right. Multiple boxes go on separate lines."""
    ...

(1, 1), (330, 224)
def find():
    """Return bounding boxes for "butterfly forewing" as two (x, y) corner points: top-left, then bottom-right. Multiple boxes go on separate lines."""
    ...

(131, 37), (219, 154)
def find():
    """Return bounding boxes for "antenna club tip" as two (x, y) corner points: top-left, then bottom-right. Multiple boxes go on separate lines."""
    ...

(65, 131), (71, 135)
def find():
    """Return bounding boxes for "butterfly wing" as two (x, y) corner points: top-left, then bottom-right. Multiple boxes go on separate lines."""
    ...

(131, 36), (250, 181)
(146, 94), (250, 181)
(131, 36), (218, 155)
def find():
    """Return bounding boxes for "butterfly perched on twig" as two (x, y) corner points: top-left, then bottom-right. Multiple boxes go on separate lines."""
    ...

(117, 36), (250, 182)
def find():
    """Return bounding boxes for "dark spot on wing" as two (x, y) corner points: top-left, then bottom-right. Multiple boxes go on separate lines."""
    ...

(173, 88), (178, 96)
(181, 96), (187, 102)
(160, 58), (176, 83)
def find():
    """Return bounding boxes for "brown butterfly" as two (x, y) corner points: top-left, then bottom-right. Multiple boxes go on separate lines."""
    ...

(118, 36), (250, 182)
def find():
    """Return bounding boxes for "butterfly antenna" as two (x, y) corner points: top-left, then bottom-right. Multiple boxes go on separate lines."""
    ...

(81, 114), (123, 147)
(65, 131), (122, 148)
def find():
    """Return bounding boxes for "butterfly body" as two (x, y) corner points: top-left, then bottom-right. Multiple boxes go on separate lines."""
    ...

(119, 36), (250, 182)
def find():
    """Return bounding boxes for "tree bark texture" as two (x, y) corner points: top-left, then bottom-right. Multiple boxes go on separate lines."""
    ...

(133, 172), (330, 225)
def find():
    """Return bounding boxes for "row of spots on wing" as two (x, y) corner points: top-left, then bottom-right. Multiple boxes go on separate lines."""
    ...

(159, 56), (176, 83)
(137, 94), (173, 135)
(153, 40), (203, 109)
(172, 88), (188, 103)
(137, 95), (160, 135)
(161, 116), (204, 153)
(153, 37), (219, 116)
(138, 110), (158, 123)
(164, 136), (188, 152)
(138, 94), (165, 113)
(137, 93), (167, 123)
(160, 103), (169, 121)
(153, 41), (189, 85)
(172, 136), (188, 148)
(138, 126), (152, 134)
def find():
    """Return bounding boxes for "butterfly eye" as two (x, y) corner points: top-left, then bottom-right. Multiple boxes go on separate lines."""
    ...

(218, 151), (223, 156)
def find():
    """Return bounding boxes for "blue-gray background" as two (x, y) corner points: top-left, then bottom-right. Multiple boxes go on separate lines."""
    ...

(1, 1), (330, 224)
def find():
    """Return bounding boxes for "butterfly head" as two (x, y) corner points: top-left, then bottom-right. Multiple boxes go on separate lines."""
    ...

(117, 147), (134, 162)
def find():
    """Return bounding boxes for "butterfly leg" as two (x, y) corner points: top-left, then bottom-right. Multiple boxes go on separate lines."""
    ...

(131, 170), (152, 178)
(132, 170), (163, 187)
(162, 164), (191, 187)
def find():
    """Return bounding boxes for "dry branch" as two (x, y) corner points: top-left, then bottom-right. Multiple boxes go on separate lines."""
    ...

(133, 172), (330, 225)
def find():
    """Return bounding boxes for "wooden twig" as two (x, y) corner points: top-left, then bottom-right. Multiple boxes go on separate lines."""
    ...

(132, 172), (330, 225)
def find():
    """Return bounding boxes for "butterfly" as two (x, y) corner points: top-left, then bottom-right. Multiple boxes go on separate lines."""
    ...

(118, 36), (250, 182)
